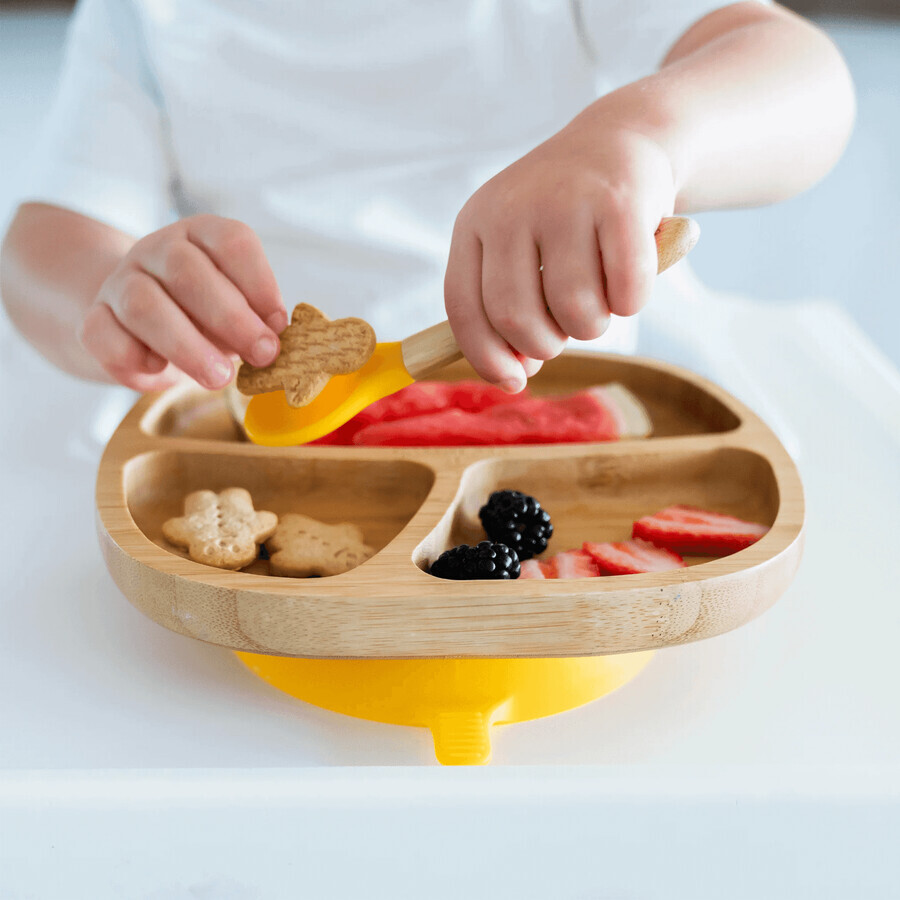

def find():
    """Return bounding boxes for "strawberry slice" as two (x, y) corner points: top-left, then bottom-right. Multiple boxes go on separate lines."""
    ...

(632, 505), (769, 556)
(547, 549), (601, 579)
(583, 539), (685, 575)
(519, 559), (547, 579)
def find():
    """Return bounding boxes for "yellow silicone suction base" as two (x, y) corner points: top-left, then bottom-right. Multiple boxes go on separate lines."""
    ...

(235, 652), (655, 765)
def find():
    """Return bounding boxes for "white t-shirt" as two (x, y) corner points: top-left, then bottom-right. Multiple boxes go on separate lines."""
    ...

(22, 0), (734, 344)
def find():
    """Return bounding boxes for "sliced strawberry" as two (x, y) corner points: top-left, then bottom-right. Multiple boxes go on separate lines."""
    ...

(583, 539), (685, 575)
(519, 559), (547, 580)
(632, 505), (769, 556)
(547, 549), (601, 579)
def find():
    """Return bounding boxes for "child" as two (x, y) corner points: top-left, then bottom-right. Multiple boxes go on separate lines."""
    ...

(1, 1), (854, 395)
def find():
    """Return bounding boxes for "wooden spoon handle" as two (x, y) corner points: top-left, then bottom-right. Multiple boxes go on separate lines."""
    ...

(655, 215), (701, 275)
(401, 215), (699, 380)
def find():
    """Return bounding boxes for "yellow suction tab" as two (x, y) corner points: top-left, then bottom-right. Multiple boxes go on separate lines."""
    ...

(243, 342), (415, 446)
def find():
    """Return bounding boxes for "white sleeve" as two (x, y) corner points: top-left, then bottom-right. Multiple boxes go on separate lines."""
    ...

(19, 0), (173, 237)
(574, 0), (771, 91)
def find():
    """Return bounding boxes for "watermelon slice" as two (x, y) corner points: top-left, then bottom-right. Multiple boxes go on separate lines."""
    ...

(632, 505), (770, 556)
(352, 384), (650, 447)
(311, 380), (521, 445)
(583, 539), (685, 575)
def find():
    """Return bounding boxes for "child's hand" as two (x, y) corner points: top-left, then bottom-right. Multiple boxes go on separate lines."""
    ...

(444, 122), (676, 392)
(79, 215), (287, 391)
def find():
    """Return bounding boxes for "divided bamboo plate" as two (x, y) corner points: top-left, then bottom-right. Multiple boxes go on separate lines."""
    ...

(96, 352), (805, 661)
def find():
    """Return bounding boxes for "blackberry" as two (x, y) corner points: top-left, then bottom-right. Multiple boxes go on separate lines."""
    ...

(478, 490), (553, 560)
(428, 541), (520, 580)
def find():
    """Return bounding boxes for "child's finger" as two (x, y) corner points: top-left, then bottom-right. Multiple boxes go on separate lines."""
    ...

(139, 240), (280, 367)
(538, 217), (610, 341)
(185, 216), (287, 333)
(79, 302), (168, 378)
(102, 271), (235, 390)
(126, 372), (181, 392)
(444, 229), (527, 392)
(115, 364), (181, 393)
(597, 208), (658, 317)
(514, 352), (544, 378)
(481, 236), (566, 361)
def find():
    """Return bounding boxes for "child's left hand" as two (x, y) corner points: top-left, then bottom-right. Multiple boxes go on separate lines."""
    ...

(444, 114), (676, 392)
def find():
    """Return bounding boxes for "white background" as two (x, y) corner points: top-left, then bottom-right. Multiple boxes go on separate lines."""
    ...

(1, 8), (899, 899)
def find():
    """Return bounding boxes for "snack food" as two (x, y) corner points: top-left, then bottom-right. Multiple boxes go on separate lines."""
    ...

(545, 549), (600, 579)
(428, 542), (521, 580)
(311, 380), (520, 445)
(518, 559), (548, 579)
(267, 513), (375, 577)
(478, 490), (553, 560)
(632, 506), (769, 555)
(351, 385), (650, 446)
(583, 540), (685, 575)
(308, 381), (651, 447)
(236, 303), (376, 407)
(162, 488), (278, 570)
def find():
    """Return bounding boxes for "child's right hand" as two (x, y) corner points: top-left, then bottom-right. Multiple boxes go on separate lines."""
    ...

(79, 215), (288, 391)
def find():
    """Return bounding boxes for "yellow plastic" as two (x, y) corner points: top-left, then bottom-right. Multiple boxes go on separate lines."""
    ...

(243, 341), (415, 446)
(235, 652), (655, 765)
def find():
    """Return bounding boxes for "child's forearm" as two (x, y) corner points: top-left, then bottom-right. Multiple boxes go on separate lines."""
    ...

(2, 203), (134, 381)
(2, 204), (286, 391)
(444, 3), (854, 388)
(572, 2), (855, 211)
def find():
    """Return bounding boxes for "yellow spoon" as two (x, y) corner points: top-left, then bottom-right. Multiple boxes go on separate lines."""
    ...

(243, 216), (700, 446)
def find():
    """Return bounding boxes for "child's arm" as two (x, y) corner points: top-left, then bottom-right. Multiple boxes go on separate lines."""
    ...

(1, 204), (287, 391)
(445, 1), (855, 391)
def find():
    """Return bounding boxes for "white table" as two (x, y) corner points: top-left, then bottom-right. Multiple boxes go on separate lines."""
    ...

(1, 277), (899, 898)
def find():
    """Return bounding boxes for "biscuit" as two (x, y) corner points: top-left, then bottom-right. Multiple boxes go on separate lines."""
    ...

(162, 488), (278, 570)
(236, 303), (376, 407)
(266, 513), (375, 577)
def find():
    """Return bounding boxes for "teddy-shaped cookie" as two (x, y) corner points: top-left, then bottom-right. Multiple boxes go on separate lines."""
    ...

(236, 303), (376, 407)
(162, 488), (278, 570)
(266, 513), (375, 577)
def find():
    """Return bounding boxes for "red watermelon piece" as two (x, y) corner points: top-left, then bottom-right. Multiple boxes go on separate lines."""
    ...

(632, 505), (770, 556)
(311, 381), (520, 445)
(352, 387), (638, 447)
(583, 539), (685, 575)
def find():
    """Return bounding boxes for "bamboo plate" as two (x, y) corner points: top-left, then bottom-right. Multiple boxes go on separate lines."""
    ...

(96, 351), (805, 661)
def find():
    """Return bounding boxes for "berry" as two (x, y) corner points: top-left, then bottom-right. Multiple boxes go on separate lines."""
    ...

(632, 506), (769, 556)
(478, 490), (553, 560)
(428, 541), (520, 580)
(583, 539), (684, 575)
(547, 549), (600, 579)
(519, 559), (547, 579)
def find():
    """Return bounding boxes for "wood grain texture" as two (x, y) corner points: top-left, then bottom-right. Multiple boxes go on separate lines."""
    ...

(97, 352), (804, 659)
(655, 216), (700, 274)
(401, 320), (463, 380)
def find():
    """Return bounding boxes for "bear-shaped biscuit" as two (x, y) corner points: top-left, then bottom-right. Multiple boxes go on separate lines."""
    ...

(236, 303), (376, 407)
(162, 488), (278, 570)
(266, 513), (375, 577)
